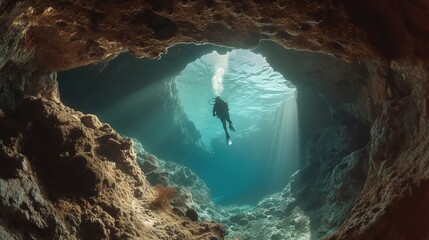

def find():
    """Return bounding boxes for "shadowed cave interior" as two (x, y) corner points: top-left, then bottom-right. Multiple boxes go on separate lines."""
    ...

(2, 1), (429, 239)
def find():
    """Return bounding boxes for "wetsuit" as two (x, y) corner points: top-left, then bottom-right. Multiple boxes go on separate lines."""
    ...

(213, 98), (233, 142)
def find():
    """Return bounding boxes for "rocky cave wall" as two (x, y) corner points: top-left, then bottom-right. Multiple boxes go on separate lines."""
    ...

(1, 0), (429, 239)
(58, 44), (231, 168)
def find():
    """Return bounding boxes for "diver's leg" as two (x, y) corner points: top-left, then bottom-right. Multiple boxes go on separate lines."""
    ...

(226, 113), (235, 132)
(221, 118), (232, 145)
(226, 113), (232, 125)
(220, 118), (228, 134)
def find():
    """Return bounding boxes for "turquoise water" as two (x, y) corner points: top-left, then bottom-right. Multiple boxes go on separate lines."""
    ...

(175, 49), (295, 149)
(175, 50), (300, 204)
(58, 46), (300, 205)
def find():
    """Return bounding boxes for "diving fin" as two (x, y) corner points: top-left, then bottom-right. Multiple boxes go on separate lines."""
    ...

(226, 135), (233, 145)
(227, 138), (232, 146)
(229, 124), (236, 132)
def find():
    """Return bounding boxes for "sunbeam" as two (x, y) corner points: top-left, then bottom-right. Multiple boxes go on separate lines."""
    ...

(175, 49), (299, 204)
(267, 92), (300, 185)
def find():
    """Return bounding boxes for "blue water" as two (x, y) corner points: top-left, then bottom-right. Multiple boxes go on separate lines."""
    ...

(175, 49), (294, 149)
(58, 46), (300, 205)
(175, 50), (299, 204)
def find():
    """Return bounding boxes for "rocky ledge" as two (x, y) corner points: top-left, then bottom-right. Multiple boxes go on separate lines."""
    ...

(0, 96), (223, 240)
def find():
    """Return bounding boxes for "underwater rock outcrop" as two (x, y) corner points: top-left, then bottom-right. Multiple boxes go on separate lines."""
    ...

(290, 124), (369, 238)
(1, 0), (429, 239)
(133, 139), (219, 222)
(0, 96), (223, 239)
(211, 123), (369, 239)
(131, 122), (369, 239)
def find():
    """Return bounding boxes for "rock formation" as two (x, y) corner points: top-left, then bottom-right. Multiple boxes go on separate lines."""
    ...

(1, 0), (429, 239)
(0, 96), (223, 239)
(134, 139), (219, 221)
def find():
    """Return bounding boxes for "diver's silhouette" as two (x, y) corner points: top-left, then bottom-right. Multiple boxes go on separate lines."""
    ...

(212, 96), (235, 145)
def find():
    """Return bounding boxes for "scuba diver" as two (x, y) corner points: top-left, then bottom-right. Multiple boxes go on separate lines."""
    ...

(212, 96), (235, 145)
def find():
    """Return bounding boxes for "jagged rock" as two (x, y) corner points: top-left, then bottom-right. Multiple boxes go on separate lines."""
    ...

(222, 185), (311, 240)
(186, 209), (199, 222)
(133, 139), (218, 221)
(80, 114), (102, 129)
(0, 96), (223, 240)
(331, 146), (369, 201)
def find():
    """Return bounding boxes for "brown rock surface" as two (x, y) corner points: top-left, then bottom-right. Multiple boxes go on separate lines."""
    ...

(1, 0), (429, 239)
(0, 96), (223, 239)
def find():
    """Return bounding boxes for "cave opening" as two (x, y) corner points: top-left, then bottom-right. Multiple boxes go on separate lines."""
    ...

(173, 49), (300, 205)
(58, 43), (301, 206)
(57, 40), (368, 239)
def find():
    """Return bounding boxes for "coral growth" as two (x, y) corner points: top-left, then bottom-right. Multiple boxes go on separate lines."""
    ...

(150, 185), (176, 210)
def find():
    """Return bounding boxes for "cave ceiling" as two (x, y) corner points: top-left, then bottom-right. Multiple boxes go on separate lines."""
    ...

(4, 0), (428, 73)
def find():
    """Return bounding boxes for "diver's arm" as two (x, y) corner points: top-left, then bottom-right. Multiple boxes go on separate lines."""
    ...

(212, 104), (216, 116)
